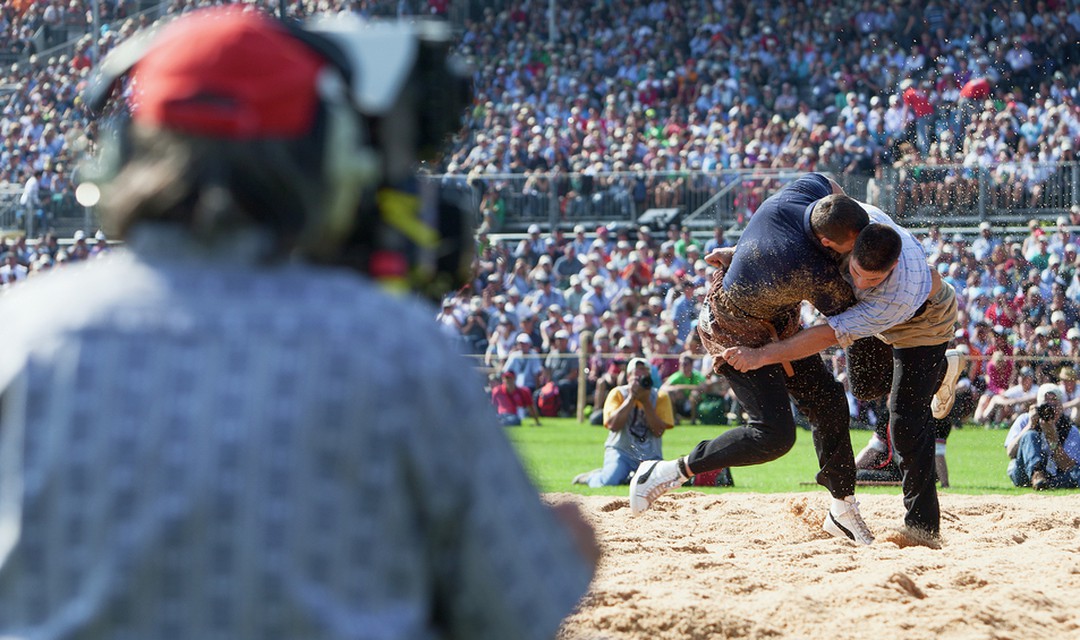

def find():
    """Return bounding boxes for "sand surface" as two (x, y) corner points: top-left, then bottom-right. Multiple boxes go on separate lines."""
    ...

(549, 491), (1080, 640)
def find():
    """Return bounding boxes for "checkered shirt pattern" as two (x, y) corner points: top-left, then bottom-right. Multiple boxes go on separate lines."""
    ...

(827, 205), (934, 348)
(0, 246), (591, 639)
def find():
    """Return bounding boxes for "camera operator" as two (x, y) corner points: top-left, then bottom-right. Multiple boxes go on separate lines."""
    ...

(1005, 383), (1080, 490)
(573, 358), (674, 487)
(0, 9), (595, 638)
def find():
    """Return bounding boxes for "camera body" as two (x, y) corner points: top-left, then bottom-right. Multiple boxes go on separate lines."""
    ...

(639, 375), (654, 390)
(305, 15), (475, 298)
(1036, 403), (1056, 421)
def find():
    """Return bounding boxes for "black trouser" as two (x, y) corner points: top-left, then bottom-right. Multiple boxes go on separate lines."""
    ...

(847, 337), (947, 535)
(686, 354), (854, 500)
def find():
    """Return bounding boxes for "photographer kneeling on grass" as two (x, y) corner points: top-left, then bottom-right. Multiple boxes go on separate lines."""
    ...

(574, 358), (674, 487)
(1005, 383), (1080, 490)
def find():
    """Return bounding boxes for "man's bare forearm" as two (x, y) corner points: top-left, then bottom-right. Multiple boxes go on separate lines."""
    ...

(606, 395), (635, 431)
(759, 325), (840, 363)
(723, 324), (840, 372)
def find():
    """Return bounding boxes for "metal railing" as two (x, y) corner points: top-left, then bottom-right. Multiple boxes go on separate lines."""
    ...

(4, 161), (1078, 236)
(423, 161), (1080, 233)
(426, 168), (802, 233)
(0, 184), (24, 231)
(876, 162), (1080, 227)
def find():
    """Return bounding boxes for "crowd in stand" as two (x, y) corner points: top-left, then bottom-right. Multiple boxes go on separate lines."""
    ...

(0, 227), (109, 281)
(440, 208), (1080, 426)
(443, 0), (1079, 227)
(5, 0), (1080, 233)
(0, 0), (435, 231)
(437, 221), (730, 420)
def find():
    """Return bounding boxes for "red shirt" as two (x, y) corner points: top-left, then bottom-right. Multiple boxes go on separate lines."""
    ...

(985, 302), (1018, 329)
(960, 78), (991, 100)
(620, 262), (653, 288)
(986, 359), (1013, 395)
(71, 54), (93, 71)
(902, 88), (934, 118)
(491, 384), (532, 415)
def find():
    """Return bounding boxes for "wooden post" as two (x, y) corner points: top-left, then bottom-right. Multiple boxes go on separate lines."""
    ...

(577, 330), (593, 423)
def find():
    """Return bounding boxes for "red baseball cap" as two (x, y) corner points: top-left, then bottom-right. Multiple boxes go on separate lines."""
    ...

(129, 8), (326, 139)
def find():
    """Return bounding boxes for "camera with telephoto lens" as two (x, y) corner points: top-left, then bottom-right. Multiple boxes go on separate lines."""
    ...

(1036, 403), (1055, 421)
(639, 375), (654, 390)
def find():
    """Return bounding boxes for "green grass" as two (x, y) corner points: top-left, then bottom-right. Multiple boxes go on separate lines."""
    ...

(506, 418), (1027, 496)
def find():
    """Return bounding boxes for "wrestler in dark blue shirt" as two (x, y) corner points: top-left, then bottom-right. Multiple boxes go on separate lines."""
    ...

(631, 173), (877, 546)
(724, 173), (855, 322)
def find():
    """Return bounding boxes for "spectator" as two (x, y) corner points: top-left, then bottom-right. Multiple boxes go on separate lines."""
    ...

(459, 298), (491, 355)
(703, 225), (728, 254)
(515, 222), (546, 265)
(0, 250), (28, 285)
(973, 365), (1037, 429)
(573, 358), (674, 487)
(985, 285), (1020, 329)
(1057, 365), (1080, 425)
(17, 168), (42, 232)
(1005, 383), (1080, 490)
(544, 328), (579, 417)
(581, 273), (612, 314)
(564, 273), (587, 313)
(648, 330), (679, 381)
(552, 242), (583, 287)
(491, 370), (542, 427)
(590, 351), (630, 426)
(669, 280), (701, 346)
(503, 331), (544, 390)
(526, 270), (566, 310)
(661, 352), (707, 425)
(484, 314), (518, 369)
(619, 249), (653, 289)
(983, 349), (1014, 400)
(436, 297), (463, 338)
(971, 221), (1002, 262)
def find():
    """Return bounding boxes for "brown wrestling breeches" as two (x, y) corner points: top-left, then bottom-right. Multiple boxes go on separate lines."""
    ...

(696, 268), (800, 375)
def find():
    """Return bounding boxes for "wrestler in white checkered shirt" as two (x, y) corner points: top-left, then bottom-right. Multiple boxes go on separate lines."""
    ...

(827, 204), (934, 348)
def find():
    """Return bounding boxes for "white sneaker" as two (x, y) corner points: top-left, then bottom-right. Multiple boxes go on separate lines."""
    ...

(629, 459), (686, 516)
(930, 349), (963, 420)
(823, 497), (875, 545)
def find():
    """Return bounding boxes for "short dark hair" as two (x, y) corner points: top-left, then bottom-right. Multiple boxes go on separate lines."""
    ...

(810, 194), (869, 244)
(853, 223), (902, 272)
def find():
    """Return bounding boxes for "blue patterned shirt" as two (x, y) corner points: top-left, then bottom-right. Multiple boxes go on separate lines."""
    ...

(827, 204), (933, 347)
(0, 230), (591, 640)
